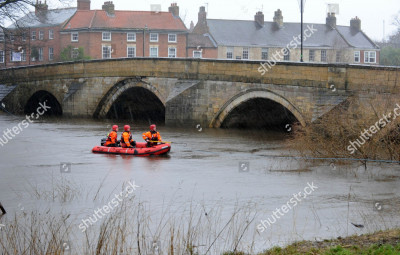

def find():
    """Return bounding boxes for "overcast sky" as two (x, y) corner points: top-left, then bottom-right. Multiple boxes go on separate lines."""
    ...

(51, 0), (399, 41)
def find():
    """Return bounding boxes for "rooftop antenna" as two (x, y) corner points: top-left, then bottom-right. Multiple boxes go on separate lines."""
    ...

(326, 3), (339, 15)
(383, 20), (385, 42)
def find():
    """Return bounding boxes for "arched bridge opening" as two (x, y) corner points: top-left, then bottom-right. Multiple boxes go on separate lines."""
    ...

(24, 90), (62, 116)
(211, 90), (306, 131)
(94, 79), (165, 124)
(106, 87), (165, 122)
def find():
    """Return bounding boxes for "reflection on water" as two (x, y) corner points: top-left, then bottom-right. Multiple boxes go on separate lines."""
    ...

(0, 115), (400, 252)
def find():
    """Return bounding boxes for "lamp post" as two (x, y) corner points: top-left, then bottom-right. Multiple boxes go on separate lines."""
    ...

(300, 0), (304, 62)
(143, 25), (148, 57)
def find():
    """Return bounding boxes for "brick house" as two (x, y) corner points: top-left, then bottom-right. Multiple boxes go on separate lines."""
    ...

(0, 1), (76, 67)
(60, 1), (188, 60)
(190, 7), (380, 65)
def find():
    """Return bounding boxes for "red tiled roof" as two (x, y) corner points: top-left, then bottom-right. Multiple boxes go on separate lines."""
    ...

(64, 10), (187, 31)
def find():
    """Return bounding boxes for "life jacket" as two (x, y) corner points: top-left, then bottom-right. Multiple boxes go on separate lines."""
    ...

(105, 131), (117, 145)
(120, 131), (133, 147)
(142, 131), (160, 142)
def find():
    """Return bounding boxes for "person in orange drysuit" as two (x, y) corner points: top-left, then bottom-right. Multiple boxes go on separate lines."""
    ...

(142, 124), (162, 147)
(120, 125), (136, 148)
(104, 125), (119, 147)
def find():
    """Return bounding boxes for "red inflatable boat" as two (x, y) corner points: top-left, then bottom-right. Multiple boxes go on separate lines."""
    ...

(92, 142), (171, 156)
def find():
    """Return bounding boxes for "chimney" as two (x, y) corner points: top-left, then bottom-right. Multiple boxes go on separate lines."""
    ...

(350, 16), (361, 31)
(326, 13), (337, 28)
(254, 11), (264, 27)
(192, 6), (208, 34)
(190, 21), (195, 32)
(273, 9), (283, 28)
(35, 0), (48, 17)
(168, 3), (179, 17)
(77, 0), (91, 11)
(102, 1), (115, 16)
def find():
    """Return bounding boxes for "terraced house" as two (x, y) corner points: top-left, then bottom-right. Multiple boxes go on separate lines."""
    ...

(189, 7), (380, 65)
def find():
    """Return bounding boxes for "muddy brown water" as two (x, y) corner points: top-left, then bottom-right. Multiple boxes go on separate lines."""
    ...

(0, 115), (400, 253)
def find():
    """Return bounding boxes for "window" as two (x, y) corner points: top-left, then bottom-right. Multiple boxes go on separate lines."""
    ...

(71, 32), (78, 42)
(193, 51), (202, 58)
(9, 33), (14, 41)
(71, 48), (79, 59)
(102, 46), (111, 59)
(283, 48), (290, 61)
(49, 29), (54, 40)
(11, 51), (21, 62)
(364, 51), (376, 63)
(242, 47), (249, 60)
(22, 51), (26, 61)
(354, 51), (360, 63)
(39, 30), (44, 40)
(38, 47), (43, 61)
(0, 51), (4, 63)
(168, 34), (177, 43)
(0, 33), (4, 41)
(261, 48), (268, 60)
(150, 46), (158, 57)
(309, 49), (315, 62)
(49, 47), (54, 60)
(336, 51), (341, 63)
(22, 33), (27, 41)
(226, 47), (233, 59)
(31, 31), (36, 40)
(321, 50), (327, 62)
(168, 47), (176, 58)
(150, 33), (158, 42)
(102, 32), (111, 41)
(127, 32), (136, 42)
(127, 46), (136, 58)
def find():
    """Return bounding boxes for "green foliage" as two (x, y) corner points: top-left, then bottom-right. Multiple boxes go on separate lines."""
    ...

(60, 45), (90, 62)
(380, 47), (400, 66)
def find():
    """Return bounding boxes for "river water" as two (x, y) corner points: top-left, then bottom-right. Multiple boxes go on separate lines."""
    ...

(1, 114), (400, 253)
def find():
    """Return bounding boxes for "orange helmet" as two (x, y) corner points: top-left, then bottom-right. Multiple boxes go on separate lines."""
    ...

(124, 125), (130, 131)
(112, 125), (118, 131)
(150, 124), (156, 131)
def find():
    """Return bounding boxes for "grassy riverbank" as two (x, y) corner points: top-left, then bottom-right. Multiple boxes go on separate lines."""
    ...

(223, 229), (400, 255)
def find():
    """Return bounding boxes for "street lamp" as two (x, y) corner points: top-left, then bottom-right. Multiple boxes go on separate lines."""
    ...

(300, 0), (304, 62)
(143, 25), (148, 57)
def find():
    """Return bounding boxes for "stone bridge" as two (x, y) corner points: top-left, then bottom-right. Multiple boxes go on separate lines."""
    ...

(0, 58), (399, 128)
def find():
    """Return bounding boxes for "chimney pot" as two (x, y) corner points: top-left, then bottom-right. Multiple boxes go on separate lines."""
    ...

(102, 1), (115, 15)
(326, 12), (337, 28)
(273, 9), (283, 28)
(350, 16), (361, 31)
(168, 3), (179, 17)
(255, 11), (264, 27)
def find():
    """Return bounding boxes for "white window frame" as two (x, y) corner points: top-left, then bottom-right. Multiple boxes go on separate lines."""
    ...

(102, 45), (111, 59)
(168, 34), (177, 43)
(283, 48), (290, 61)
(168, 47), (176, 58)
(354, 51), (360, 63)
(321, 50), (327, 62)
(150, 46), (158, 57)
(49, 29), (54, 40)
(0, 33), (4, 41)
(242, 47), (249, 60)
(364, 51), (376, 63)
(39, 30), (44, 40)
(71, 32), (78, 42)
(226, 47), (233, 59)
(150, 33), (158, 42)
(49, 47), (54, 60)
(127, 32), (136, 42)
(102, 32), (111, 41)
(31, 31), (36, 40)
(11, 51), (22, 62)
(261, 48), (268, 60)
(309, 49), (315, 62)
(38, 47), (43, 61)
(193, 51), (202, 58)
(0, 50), (4, 63)
(127, 46), (136, 58)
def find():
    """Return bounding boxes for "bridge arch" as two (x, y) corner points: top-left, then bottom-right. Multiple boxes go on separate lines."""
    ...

(94, 78), (165, 122)
(210, 89), (306, 129)
(24, 90), (63, 116)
